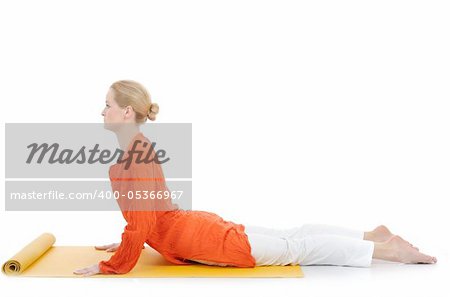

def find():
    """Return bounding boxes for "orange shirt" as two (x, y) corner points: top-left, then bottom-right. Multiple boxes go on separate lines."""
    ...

(98, 132), (255, 274)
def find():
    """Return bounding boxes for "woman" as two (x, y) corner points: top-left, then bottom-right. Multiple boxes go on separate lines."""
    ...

(74, 80), (437, 277)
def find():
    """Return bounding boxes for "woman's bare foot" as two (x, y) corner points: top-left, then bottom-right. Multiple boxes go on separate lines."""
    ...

(373, 235), (437, 264)
(365, 225), (419, 250)
(370, 225), (393, 242)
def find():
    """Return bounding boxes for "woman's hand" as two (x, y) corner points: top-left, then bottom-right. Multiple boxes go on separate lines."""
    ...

(73, 264), (100, 277)
(95, 242), (120, 252)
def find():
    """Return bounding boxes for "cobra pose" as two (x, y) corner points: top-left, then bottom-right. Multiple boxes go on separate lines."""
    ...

(73, 80), (437, 277)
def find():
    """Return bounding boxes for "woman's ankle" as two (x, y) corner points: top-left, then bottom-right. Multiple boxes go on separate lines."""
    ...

(364, 231), (375, 241)
(373, 241), (397, 262)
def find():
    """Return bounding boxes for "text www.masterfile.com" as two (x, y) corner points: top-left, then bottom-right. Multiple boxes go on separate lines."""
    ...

(9, 190), (184, 200)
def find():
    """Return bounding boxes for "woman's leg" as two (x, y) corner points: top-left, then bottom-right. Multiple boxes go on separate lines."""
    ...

(246, 232), (374, 267)
(246, 232), (437, 267)
(244, 224), (364, 240)
(244, 224), (417, 247)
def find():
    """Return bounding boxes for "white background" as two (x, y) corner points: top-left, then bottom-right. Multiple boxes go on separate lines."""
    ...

(0, 0), (449, 296)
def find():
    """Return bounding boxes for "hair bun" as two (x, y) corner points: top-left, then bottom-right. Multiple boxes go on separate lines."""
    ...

(150, 103), (159, 115)
(147, 102), (159, 121)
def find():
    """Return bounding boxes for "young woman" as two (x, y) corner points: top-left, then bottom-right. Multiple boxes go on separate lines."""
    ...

(74, 80), (437, 277)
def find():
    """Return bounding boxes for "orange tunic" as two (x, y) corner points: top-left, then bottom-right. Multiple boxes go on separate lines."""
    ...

(98, 132), (255, 274)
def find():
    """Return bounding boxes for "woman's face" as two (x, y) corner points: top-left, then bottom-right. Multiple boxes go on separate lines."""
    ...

(101, 88), (124, 125)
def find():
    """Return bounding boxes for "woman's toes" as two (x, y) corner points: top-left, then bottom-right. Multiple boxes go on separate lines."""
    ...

(415, 252), (436, 264)
(388, 234), (435, 264)
(425, 256), (435, 264)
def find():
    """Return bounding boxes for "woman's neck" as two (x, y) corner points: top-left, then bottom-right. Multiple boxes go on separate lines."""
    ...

(115, 125), (140, 151)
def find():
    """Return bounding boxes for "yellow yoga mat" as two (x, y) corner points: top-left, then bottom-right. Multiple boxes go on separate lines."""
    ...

(2, 233), (303, 278)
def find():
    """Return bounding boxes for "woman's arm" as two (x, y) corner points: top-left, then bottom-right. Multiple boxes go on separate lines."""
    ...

(74, 150), (162, 276)
(73, 211), (151, 276)
(73, 211), (152, 276)
(98, 211), (150, 274)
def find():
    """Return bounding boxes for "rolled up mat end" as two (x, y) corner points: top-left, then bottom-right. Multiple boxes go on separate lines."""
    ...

(2, 233), (56, 275)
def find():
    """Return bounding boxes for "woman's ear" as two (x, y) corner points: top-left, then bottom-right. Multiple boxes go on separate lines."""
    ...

(124, 106), (134, 119)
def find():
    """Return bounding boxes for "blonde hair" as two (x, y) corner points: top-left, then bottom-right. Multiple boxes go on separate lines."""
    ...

(110, 80), (159, 123)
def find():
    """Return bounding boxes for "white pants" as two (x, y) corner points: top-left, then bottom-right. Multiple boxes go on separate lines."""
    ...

(245, 224), (375, 267)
